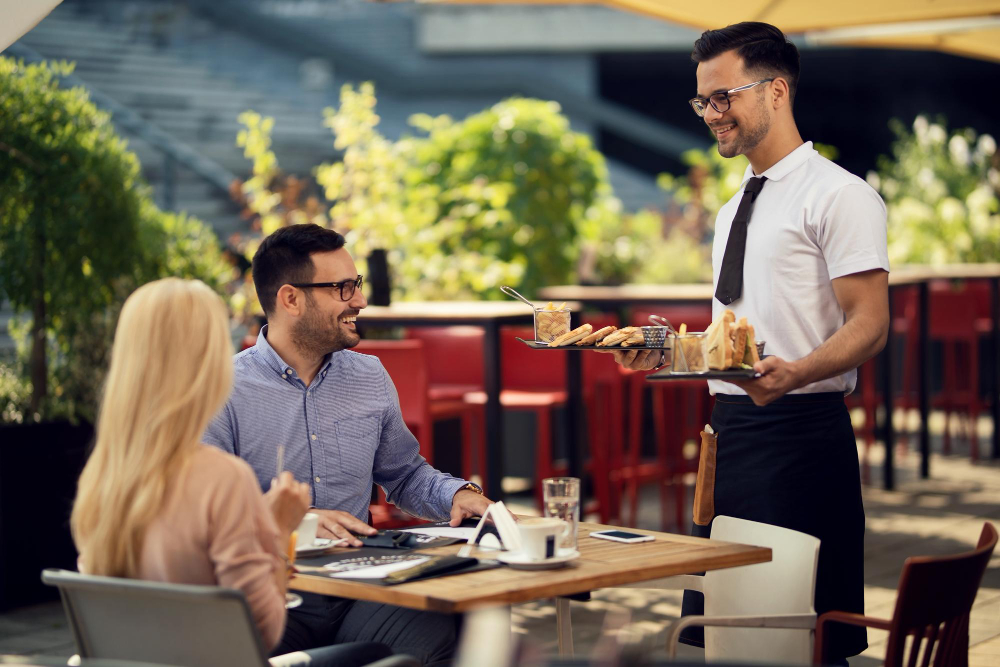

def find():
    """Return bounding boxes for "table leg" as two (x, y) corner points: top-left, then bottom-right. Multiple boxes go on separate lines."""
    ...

(992, 278), (1000, 459)
(919, 282), (930, 478)
(566, 312), (583, 480)
(556, 596), (575, 657)
(883, 287), (895, 490)
(483, 321), (504, 497)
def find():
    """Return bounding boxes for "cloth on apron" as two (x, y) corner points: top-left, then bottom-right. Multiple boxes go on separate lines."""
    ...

(680, 392), (867, 661)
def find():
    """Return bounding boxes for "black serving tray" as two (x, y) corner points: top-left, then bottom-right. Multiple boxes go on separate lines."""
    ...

(515, 337), (670, 351)
(646, 367), (760, 380)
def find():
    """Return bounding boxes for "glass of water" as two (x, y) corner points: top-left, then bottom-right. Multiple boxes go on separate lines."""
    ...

(543, 477), (580, 550)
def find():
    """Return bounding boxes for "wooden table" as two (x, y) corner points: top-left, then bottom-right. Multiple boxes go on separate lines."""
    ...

(542, 267), (1000, 490)
(358, 302), (536, 495)
(290, 520), (770, 654)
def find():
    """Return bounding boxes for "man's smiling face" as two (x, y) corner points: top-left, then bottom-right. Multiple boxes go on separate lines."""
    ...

(290, 248), (367, 356)
(695, 50), (772, 159)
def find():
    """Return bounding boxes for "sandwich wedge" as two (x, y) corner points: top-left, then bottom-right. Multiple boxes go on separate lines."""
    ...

(548, 323), (592, 347)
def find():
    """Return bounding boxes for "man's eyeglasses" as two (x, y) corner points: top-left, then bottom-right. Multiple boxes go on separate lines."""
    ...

(290, 275), (364, 302)
(689, 78), (774, 117)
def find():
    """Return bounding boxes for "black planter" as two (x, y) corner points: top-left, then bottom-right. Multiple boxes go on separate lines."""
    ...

(0, 420), (93, 610)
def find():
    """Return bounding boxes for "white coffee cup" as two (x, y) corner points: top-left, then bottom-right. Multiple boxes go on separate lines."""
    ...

(296, 512), (319, 548)
(517, 517), (571, 561)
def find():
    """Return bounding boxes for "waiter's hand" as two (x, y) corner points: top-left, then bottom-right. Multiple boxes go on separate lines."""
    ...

(730, 356), (802, 406)
(607, 348), (663, 371)
(450, 490), (493, 527)
(312, 509), (376, 547)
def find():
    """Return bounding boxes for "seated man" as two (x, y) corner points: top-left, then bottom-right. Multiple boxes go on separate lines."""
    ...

(203, 223), (492, 665)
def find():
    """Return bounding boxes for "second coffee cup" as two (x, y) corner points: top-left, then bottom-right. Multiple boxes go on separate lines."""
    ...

(518, 517), (571, 561)
(296, 512), (319, 548)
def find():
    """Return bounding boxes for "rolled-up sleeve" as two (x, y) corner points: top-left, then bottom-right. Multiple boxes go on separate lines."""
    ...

(371, 364), (466, 520)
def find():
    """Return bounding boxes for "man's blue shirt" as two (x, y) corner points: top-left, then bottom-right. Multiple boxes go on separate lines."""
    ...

(203, 326), (467, 521)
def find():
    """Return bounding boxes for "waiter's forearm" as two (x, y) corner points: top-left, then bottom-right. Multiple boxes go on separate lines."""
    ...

(790, 312), (889, 389)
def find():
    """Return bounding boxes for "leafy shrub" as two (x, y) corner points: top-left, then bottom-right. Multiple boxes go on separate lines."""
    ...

(867, 115), (999, 264)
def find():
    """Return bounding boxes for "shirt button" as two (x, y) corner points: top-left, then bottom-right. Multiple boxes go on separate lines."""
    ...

(281, 374), (287, 379)
(311, 434), (317, 441)
(315, 476), (321, 483)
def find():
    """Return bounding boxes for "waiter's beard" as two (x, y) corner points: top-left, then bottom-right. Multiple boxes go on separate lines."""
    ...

(290, 295), (360, 358)
(717, 98), (771, 159)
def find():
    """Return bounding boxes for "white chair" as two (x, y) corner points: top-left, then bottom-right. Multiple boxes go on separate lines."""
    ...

(41, 569), (417, 667)
(623, 516), (820, 664)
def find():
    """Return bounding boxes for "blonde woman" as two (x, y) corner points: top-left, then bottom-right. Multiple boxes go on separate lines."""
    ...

(71, 278), (391, 666)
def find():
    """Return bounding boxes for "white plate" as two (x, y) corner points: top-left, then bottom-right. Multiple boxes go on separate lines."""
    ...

(296, 537), (345, 557)
(497, 549), (580, 570)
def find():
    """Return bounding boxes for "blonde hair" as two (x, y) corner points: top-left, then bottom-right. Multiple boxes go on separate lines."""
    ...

(72, 278), (234, 577)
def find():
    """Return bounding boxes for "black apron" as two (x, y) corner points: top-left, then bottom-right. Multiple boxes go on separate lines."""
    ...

(681, 392), (867, 661)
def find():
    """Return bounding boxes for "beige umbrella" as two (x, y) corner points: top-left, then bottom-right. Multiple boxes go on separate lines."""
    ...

(805, 16), (1000, 64)
(1, 0), (63, 52)
(425, 0), (1000, 31)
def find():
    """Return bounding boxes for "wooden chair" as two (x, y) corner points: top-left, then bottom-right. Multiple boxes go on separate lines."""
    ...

(813, 522), (998, 666)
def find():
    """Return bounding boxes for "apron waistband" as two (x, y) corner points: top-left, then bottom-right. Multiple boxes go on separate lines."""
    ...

(715, 392), (846, 406)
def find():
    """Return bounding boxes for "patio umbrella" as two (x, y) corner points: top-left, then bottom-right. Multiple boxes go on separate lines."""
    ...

(425, 0), (1000, 32)
(1, 0), (63, 52)
(805, 16), (1000, 63)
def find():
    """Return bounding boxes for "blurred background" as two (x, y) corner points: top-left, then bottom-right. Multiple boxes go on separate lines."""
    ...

(2, 1), (1000, 662)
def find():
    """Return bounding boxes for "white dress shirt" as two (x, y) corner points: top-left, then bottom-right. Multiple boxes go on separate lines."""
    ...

(708, 141), (889, 396)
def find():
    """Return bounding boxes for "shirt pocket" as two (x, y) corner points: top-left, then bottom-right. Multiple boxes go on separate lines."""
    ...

(334, 415), (381, 479)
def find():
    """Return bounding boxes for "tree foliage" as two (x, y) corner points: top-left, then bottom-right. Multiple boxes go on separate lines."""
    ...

(0, 57), (233, 423)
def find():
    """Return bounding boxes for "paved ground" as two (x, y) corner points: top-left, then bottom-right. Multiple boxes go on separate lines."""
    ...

(2, 415), (998, 665)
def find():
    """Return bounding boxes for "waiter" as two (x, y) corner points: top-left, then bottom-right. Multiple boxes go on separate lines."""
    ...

(612, 22), (888, 665)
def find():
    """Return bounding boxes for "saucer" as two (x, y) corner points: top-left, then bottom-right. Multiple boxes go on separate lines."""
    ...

(296, 537), (344, 557)
(497, 548), (580, 570)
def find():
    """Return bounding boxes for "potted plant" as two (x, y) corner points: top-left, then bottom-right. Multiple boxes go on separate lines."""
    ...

(0, 57), (233, 609)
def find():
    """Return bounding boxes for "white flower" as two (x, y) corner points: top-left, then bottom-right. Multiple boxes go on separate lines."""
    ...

(977, 134), (997, 157)
(927, 124), (947, 145)
(866, 171), (881, 191)
(949, 135), (970, 166)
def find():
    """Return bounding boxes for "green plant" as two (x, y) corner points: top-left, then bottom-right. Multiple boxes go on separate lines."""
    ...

(0, 57), (234, 423)
(868, 115), (999, 264)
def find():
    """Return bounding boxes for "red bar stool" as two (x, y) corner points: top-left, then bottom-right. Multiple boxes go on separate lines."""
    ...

(622, 306), (713, 532)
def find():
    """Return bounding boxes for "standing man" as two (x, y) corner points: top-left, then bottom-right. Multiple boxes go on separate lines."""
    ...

(613, 23), (888, 664)
(204, 223), (492, 665)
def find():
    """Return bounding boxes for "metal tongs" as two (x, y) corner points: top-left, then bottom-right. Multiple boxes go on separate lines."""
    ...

(500, 285), (535, 309)
(648, 314), (679, 336)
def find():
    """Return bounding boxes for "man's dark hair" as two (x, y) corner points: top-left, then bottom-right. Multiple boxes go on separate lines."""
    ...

(692, 22), (800, 103)
(252, 223), (346, 315)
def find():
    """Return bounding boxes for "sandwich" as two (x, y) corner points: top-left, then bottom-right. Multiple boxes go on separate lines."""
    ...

(596, 326), (639, 347)
(576, 325), (617, 346)
(743, 323), (760, 366)
(730, 318), (748, 369)
(620, 330), (646, 347)
(703, 309), (736, 370)
(548, 323), (593, 347)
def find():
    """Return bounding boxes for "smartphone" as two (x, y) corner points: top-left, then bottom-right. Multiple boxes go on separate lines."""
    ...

(590, 530), (655, 544)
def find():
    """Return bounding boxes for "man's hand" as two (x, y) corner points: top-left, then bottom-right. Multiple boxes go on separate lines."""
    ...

(312, 508), (377, 547)
(449, 489), (493, 527)
(729, 356), (803, 406)
(607, 348), (663, 371)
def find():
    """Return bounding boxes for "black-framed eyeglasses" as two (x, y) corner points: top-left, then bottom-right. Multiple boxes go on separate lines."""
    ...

(290, 275), (364, 302)
(689, 78), (774, 117)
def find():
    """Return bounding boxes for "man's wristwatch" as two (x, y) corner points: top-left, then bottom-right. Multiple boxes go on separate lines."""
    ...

(458, 482), (484, 495)
(652, 350), (668, 370)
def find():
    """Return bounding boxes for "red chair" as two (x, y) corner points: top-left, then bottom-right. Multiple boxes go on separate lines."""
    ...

(813, 522), (997, 666)
(620, 306), (713, 531)
(355, 340), (480, 525)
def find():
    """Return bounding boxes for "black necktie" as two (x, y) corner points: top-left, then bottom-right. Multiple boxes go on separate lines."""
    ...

(715, 176), (767, 306)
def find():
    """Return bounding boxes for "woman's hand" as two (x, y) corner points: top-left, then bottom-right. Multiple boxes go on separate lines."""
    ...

(264, 471), (311, 535)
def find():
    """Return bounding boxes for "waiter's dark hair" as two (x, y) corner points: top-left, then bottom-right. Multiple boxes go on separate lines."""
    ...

(252, 223), (346, 316)
(692, 22), (800, 104)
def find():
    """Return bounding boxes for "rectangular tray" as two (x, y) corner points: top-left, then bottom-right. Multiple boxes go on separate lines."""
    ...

(647, 367), (759, 380)
(516, 337), (670, 351)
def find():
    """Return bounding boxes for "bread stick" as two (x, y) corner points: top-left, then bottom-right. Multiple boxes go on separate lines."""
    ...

(548, 323), (592, 347)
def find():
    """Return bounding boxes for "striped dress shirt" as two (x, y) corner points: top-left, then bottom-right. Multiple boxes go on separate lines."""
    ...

(203, 326), (467, 521)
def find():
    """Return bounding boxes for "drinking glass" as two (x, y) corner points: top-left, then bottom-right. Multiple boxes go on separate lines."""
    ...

(543, 477), (580, 550)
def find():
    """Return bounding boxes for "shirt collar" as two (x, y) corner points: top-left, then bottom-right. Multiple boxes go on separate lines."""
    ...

(254, 324), (334, 381)
(740, 141), (817, 188)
